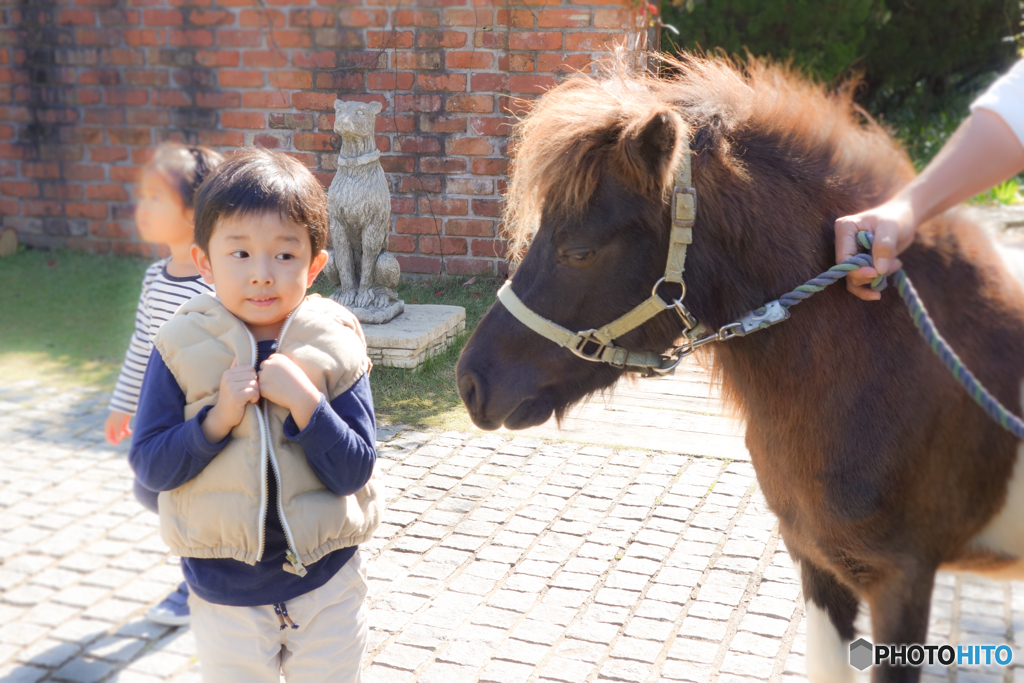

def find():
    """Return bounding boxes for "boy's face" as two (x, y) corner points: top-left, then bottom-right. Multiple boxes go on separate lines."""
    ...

(192, 212), (328, 341)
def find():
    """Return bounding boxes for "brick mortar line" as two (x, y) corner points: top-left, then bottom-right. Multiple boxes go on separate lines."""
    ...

(580, 458), (733, 683)
(519, 454), (709, 683)
(441, 445), (666, 681)
(363, 433), (566, 600)
(361, 435), (593, 672)
(421, 444), (676, 681)
(708, 514), (784, 682)
(0, 467), (177, 673)
(767, 565), (805, 683)
(367, 441), (696, 681)
(647, 475), (774, 683)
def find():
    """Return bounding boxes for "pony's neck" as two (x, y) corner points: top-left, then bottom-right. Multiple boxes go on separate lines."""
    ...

(684, 218), (833, 332)
(339, 135), (377, 158)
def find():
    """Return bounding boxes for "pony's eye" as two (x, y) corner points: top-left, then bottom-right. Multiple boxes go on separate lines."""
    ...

(564, 248), (595, 265)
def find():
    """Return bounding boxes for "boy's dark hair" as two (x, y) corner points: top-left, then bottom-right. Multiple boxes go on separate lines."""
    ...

(147, 143), (225, 210)
(193, 149), (329, 255)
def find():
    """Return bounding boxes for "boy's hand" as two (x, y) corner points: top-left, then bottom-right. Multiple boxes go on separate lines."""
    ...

(258, 354), (321, 431)
(105, 410), (132, 446)
(203, 360), (260, 443)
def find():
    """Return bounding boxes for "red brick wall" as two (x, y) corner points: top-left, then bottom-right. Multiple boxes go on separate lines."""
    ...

(1, 0), (653, 276)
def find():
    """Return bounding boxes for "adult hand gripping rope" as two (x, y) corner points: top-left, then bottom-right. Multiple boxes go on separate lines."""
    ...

(769, 231), (1024, 440)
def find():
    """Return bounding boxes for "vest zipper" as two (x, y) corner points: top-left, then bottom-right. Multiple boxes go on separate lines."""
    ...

(245, 326), (271, 565)
(265, 303), (307, 576)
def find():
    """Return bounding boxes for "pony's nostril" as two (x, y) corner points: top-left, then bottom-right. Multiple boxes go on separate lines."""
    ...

(457, 370), (478, 411)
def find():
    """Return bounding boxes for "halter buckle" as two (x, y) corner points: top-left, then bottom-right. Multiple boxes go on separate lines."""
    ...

(569, 330), (621, 367)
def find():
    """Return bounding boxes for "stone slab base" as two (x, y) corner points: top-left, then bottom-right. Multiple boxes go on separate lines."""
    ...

(362, 304), (466, 369)
(347, 299), (404, 325)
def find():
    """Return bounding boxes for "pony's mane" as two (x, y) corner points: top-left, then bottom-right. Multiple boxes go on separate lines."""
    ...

(503, 52), (908, 258)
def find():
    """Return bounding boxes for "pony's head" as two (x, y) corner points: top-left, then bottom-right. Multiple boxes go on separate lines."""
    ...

(457, 53), (913, 430)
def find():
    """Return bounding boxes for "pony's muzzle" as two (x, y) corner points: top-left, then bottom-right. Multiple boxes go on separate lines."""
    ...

(456, 366), (495, 430)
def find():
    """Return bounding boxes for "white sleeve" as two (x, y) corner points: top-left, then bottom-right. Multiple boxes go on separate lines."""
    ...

(108, 268), (157, 415)
(970, 60), (1024, 146)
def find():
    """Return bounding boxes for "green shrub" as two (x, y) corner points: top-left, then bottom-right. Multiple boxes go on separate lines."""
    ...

(662, 0), (878, 83)
(660, 0), (1021, 167)
(863, 1), (1019, 109)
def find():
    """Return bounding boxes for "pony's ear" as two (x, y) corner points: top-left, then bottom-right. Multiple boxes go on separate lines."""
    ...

(615, 108), (684, 195)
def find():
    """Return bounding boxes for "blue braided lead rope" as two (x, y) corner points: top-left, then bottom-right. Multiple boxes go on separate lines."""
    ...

(775, 231), (1024, 440)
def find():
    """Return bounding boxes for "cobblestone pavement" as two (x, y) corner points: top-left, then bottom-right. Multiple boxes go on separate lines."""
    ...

(1, 379), (1023, 682)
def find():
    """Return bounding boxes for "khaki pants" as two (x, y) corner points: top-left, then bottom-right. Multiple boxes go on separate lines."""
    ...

(189, 551), (368, 683)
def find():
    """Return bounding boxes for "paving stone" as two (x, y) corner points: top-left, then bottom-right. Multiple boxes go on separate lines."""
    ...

(3, 380), (1023, 683)
(537, 656), (597, 682)
(418, 661), (478, 683)
(16, 637), (81, 668)
(52, 656), (118, 683)
(600, 657), (654, 681)
(479, 658), (533, 683)
(374, 643), (434, 671)
(436, 639), (494, 667)
(492, 637), (549, 666)
(0, 664), (49, 683)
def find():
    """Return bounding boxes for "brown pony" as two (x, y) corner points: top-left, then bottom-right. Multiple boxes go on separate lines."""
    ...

(456, 54), (1024, 682)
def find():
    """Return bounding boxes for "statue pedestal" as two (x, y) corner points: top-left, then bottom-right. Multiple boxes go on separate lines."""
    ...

(362, 304), (466, 369)
(346, 300), (404, 325)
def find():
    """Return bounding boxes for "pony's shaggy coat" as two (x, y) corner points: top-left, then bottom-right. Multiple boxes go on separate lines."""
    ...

(503, 54), (912, 258)
(461, 53), (1024, 682)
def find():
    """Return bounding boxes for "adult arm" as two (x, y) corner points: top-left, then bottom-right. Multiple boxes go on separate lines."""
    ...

(128, 352), (229, 491)
(282, 372), (377, 496)
(836, 64), (1024, 300)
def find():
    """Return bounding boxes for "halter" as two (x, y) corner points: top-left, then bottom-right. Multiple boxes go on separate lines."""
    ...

(496, 141), (1024, 441)
(497, 144), (789, 375)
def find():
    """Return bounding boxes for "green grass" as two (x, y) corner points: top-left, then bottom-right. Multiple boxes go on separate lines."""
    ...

(313, 272), (502, 430)
(0, 247), (501, 430)
(970, 178), (1021, 206)
(0, 247), (150, 388)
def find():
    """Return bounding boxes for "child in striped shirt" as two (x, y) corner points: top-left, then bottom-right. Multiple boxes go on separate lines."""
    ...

(105, 142), (224, 625)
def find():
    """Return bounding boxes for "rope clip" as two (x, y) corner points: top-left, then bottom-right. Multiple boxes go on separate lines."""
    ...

(732, 301), (790, 337)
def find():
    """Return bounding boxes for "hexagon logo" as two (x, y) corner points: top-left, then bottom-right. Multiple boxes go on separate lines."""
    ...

(849, 638), (873, 671)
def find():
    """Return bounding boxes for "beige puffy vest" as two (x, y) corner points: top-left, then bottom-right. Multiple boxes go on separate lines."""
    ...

(153, 293), (380, 576)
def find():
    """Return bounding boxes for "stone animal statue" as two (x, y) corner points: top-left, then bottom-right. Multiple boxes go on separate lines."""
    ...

(324, 99), (403, 324)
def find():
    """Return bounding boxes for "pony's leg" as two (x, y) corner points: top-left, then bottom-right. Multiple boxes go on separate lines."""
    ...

(800, 558), (860, 683)
(865, 565), (935, 683)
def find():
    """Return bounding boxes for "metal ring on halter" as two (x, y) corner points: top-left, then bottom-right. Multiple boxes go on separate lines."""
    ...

(649, 276), (696, 330)
(650, 276), (686, 304)
(649, 277), (673, 306)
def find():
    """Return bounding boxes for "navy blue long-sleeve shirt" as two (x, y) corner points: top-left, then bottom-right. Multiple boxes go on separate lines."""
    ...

(129, 339), (377, 607)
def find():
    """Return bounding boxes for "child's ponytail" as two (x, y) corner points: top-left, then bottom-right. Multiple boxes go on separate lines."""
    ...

(146, 143), (226, 210)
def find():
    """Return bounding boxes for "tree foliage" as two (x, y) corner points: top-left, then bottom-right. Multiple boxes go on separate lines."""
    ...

(661, 0), (1021, 108)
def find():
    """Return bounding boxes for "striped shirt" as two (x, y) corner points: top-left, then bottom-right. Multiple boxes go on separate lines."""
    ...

(109, 258), (214, 415)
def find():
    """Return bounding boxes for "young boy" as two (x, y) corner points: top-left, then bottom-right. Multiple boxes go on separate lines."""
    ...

(129, 149), (379, 682)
